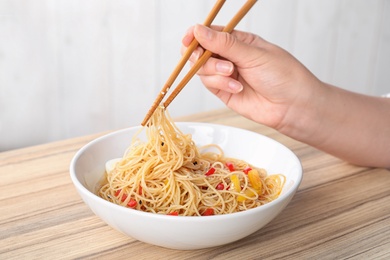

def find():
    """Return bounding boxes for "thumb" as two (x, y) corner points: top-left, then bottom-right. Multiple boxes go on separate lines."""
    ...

(193, 24), (260, 65)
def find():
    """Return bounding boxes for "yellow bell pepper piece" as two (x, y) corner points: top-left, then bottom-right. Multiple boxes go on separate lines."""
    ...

(248, 169), (262, 194)
(237, 189), (256, 202)
(230, 174), (241, 192)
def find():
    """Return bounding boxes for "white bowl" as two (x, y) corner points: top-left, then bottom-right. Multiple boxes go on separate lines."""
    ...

(70, 123), (302, 250)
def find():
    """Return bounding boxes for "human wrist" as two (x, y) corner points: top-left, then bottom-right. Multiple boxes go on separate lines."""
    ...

(277, 79), (331, 146)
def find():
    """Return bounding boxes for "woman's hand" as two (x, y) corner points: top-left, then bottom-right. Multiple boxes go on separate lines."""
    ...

(182, 24), (390, 168)
(182, 24), (322, 132)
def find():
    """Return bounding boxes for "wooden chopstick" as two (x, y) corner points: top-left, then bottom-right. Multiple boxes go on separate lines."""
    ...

(163, 0), (258, 109)
(141, 0), (226, 126)
(141, 0), (258, 126)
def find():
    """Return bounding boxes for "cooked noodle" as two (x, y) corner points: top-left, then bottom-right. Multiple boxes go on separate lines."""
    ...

(98, 106), (285, 216)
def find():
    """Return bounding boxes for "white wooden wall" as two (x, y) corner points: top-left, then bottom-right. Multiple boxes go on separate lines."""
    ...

(1, 0), (389, 151)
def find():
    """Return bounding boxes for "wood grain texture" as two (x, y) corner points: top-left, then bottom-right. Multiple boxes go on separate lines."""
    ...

(1, 109), (389, 259)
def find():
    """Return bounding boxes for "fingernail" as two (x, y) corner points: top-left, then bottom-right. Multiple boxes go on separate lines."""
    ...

(195, 24), (212, 40)
(228, 80), (243, 93)
(216, 61), (233, 74)
(190, 50), (200, 61)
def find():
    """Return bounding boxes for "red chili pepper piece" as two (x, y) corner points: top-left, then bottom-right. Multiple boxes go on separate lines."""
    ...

(205, 167), (216, 176)
(167, 211), (179, 216)
(114, 189), (121, 197)
(127, 198), (137, 208)
(115, 189), (127, 202)
(138, 185), (143, 195)
(202, 208), (214, 216)
(216, 183), (225, 190)
(226, 162), (235, 172)
(243, 167), (252, 174)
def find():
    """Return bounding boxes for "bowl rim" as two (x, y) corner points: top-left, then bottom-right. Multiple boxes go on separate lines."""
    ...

(70, 122), (303, 221)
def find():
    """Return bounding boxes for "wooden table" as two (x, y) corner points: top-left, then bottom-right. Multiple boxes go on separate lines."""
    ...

(1, 109), (390, 259)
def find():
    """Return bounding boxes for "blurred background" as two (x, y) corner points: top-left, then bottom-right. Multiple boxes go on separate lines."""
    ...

(0, 0), (389, 151)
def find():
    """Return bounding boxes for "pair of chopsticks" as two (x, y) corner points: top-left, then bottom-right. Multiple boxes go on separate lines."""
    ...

(141, 0), (258, 126)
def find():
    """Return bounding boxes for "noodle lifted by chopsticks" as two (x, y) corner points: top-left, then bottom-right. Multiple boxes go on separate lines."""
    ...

(98, 106), (285, 216)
